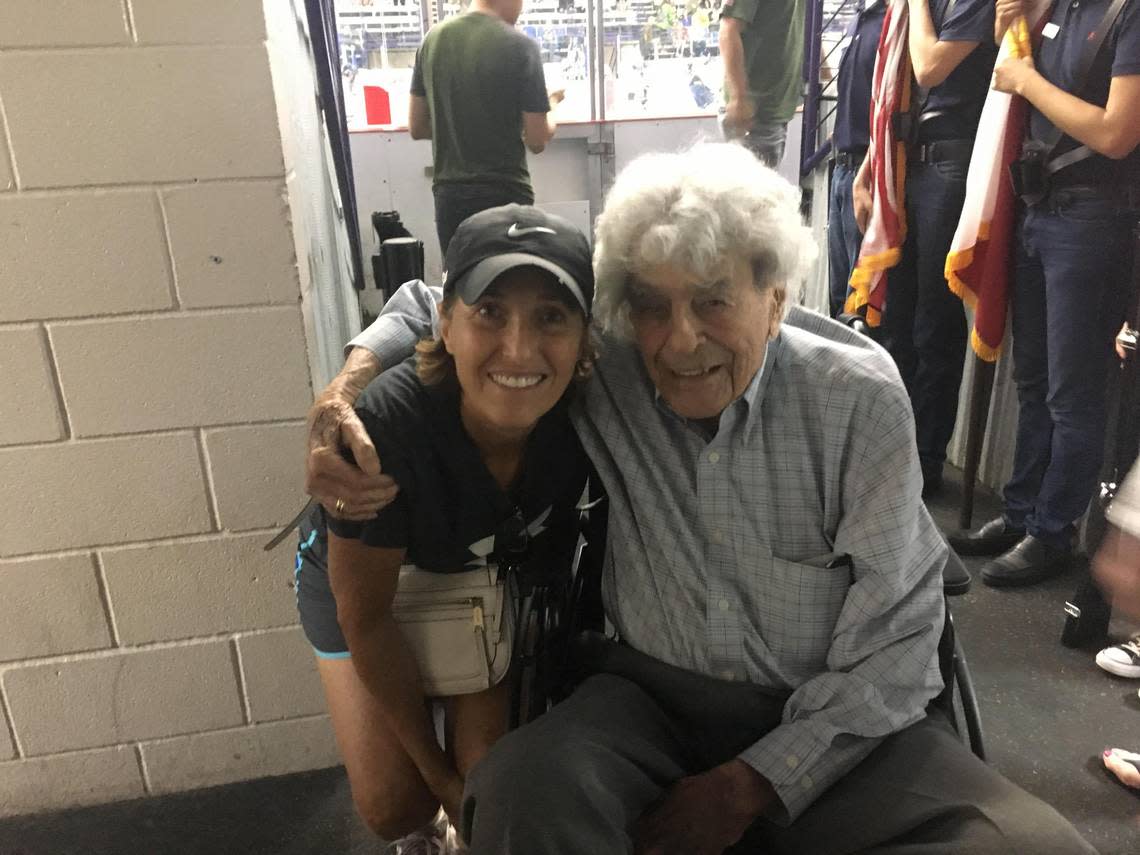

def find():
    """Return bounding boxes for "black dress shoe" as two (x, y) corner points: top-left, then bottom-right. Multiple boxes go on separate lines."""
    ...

(946, 517), (1026, 556)
(981, 535), (1072, 588)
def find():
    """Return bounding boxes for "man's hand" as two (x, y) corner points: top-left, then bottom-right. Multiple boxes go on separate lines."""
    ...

(633, 760), (775, 855)
(852, 158), (873, 234)
(1093, 526), (1140, 622)
(722, 97), (755, 139)
(994, 0), (1026, 45)
(992, 54), (1036, 96)
(305, 348), (396, 521)
(548, 87), (566, 107)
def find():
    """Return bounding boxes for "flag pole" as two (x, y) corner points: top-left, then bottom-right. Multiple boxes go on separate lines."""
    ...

(959, 353), (996, 529)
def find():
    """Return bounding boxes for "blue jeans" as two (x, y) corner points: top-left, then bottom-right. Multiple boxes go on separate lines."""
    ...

(828, 160), (863, 317)
(433, 181), (533, 255)
(1002, 190), (1132, 548)
(879, 158), (970, 480)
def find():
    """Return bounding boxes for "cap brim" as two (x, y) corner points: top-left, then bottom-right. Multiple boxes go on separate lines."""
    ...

(451, 253), (588, 314)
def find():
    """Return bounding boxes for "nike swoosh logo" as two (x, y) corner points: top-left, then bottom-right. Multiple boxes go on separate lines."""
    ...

(507, 223), (557, 238)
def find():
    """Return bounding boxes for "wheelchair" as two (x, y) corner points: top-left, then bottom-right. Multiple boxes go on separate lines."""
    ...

(512, 482), (987, 761)
(832, 309), (986, 758)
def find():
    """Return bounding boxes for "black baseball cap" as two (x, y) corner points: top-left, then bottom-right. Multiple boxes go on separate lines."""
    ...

(443, 204), (594, 315)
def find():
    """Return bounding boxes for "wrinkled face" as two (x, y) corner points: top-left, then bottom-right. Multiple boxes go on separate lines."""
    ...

(440, 267), (586, 439)
(626, 255), (785, 421)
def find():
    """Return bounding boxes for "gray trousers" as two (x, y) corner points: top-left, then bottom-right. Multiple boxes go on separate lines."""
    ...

(741, 119), (788, 169)
(460, 672), (1096, 854)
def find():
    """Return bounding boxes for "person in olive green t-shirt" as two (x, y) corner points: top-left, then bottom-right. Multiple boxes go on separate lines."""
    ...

(408, 0), (564, 253)
(718, 0), (804, 167)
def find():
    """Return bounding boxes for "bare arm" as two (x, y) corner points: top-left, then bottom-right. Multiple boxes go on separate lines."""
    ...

(852, 154), (873, 234)
(522, 90), (564, 154)
(994, 63), (1140, 159)
(523, 111), (556, 154)
(719, 16), (755, 134)
(328, 534), (464, 816)
(307, 282), (440, 517)
(305, 348), (394, 521)
(906, 0), (981, 88)
(408, 94), (431, 140)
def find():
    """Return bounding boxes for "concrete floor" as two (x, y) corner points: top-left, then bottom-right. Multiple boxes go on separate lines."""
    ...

(2, 470), (1139, 854)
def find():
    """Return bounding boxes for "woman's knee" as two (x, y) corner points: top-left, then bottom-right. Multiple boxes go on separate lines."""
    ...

(352, 783), (439, 840)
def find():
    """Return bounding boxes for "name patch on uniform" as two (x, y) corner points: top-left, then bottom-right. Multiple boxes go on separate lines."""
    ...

(1042, 22), (1060, 39)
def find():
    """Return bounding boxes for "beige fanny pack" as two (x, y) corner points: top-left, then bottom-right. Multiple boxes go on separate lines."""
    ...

(392, 564), (515, 697)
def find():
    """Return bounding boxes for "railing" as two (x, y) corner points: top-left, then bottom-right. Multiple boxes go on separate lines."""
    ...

(800, 0), (861, 177)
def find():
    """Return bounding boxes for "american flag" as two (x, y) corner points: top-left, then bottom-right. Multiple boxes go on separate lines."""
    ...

(944, 7), (1048, 361)
(845, 0), (912, 326)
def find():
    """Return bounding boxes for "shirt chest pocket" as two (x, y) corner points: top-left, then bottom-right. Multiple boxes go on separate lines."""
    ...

(755, 556), (852, 671)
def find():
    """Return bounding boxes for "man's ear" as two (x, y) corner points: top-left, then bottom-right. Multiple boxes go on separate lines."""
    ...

(767, 286), (787, 340)
(438, 302), (454, 354)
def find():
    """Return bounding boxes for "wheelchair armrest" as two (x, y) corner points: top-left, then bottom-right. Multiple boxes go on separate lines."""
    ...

(836, 312), (871, 337)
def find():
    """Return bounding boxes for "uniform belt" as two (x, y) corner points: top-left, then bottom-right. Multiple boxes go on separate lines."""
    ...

(912, 139), (974, 164)
(834, 148), (867, 169)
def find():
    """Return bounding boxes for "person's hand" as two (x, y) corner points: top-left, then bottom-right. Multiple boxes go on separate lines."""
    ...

(633, 760), (774, 855)
(992, 54), (1036, 95)
(1115, 322), (1134, 360)
(994, 0), (1026, 45)
(722, 97), (755, 139)
(852, 162), (873, 234)
(305, 387), (397, 521)
(1092, 526), (1140, 621)
(548, 87), (566, 107)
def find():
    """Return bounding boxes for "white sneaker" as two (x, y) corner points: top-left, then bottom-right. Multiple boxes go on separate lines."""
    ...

(389, 811), (449, 855)
(392, 829), (446, 855)
(1095, 635), (1140, 678)
(444, 821), (468, 854)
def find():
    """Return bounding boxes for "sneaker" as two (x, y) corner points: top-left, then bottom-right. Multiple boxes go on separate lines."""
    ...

(444, 822), (467, 854)
(391, 817), (449, 855)
(394, 832), (446, 855)
(1095, 636), (1140, 678)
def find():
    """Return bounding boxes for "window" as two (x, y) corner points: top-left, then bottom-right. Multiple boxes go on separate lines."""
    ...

(336, 0), (731, 130)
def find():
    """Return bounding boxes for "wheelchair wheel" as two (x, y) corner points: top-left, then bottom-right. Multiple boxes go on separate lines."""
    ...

(509, 585), (570, 728)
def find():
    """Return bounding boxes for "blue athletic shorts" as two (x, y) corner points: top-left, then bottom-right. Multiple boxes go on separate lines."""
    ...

(294, 513), (351, 659)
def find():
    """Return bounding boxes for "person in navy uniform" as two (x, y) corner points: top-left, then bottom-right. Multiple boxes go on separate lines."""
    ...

(950, 0), (1140, 586)
(828, 0), (887, 317)
(855, 0), (999, 496)
(294, 205), (595, 849)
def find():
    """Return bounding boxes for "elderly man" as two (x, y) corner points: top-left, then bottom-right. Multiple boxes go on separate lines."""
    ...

(306, 145), (1092, 854)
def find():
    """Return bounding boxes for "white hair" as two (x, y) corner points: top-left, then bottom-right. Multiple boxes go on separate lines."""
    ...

(592, 143), (818, 335)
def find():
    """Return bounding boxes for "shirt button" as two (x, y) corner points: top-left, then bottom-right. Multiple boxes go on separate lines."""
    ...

(721, 669), (736, 680)
(718, 598), (731, 611)
(712, 529), (724, 544)
(786, 755), (799, 769)
(802, 775), (813, 790)
(708, 451), (721, 464)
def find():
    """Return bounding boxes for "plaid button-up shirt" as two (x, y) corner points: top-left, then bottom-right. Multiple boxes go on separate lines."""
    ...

(352, 286), (946, 821)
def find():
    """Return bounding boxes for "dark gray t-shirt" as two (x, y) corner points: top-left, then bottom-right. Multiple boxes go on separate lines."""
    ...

(320, 360), (587, 586)
(411, 13), (550, 194)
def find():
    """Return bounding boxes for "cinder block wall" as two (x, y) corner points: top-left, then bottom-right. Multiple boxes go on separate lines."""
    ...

(0, 1), (341, 816)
